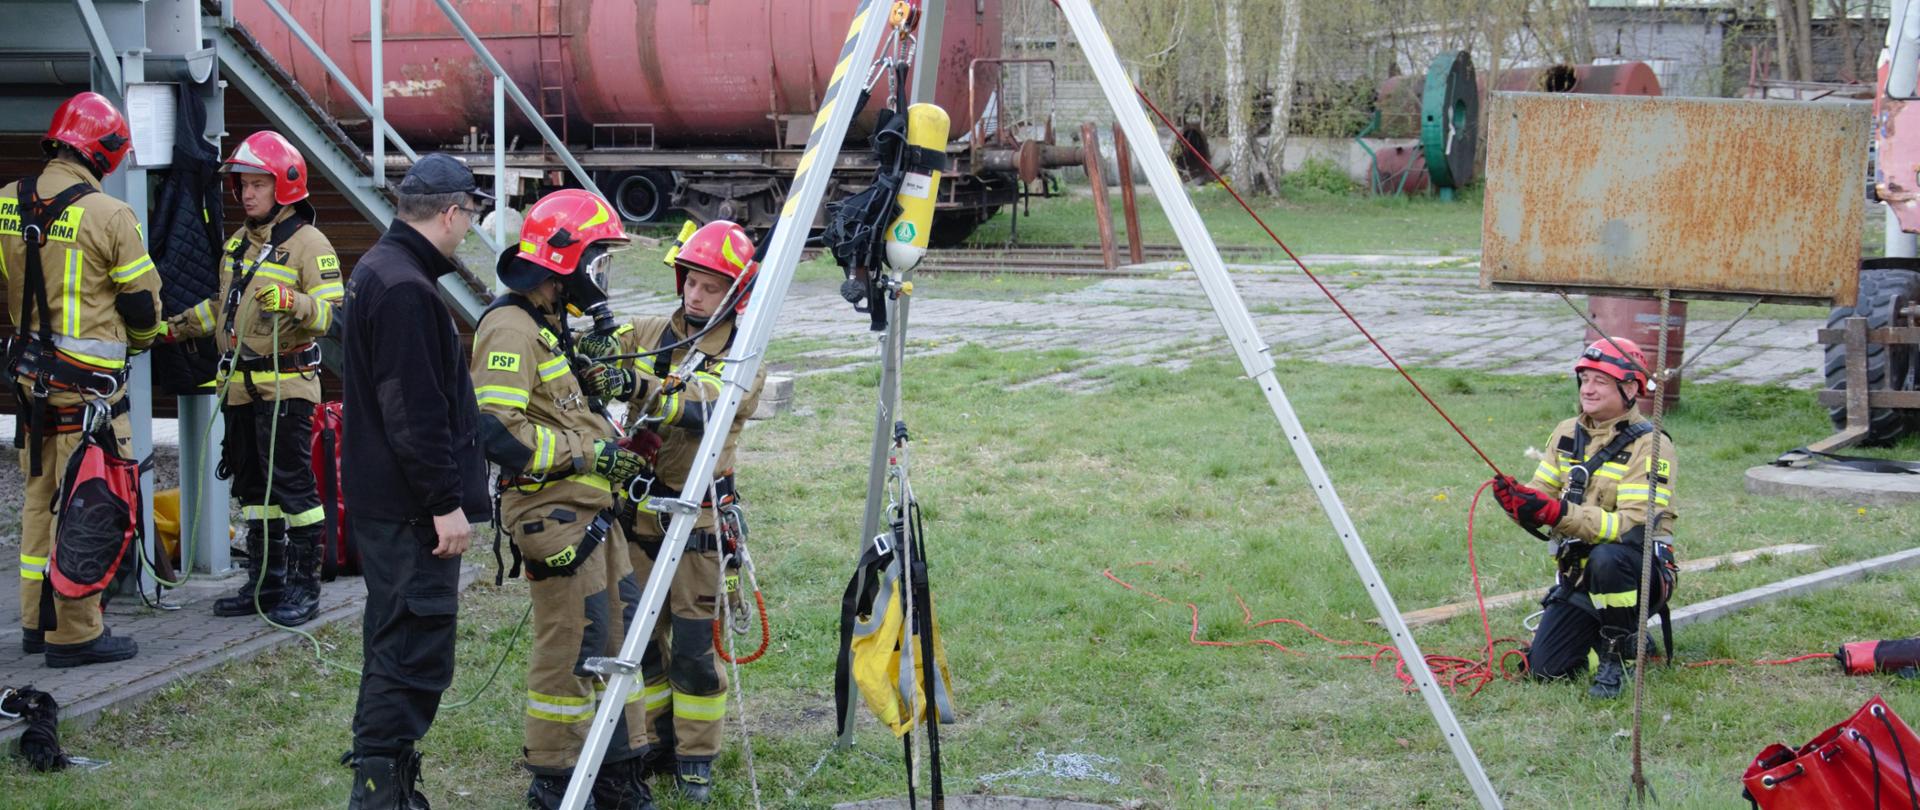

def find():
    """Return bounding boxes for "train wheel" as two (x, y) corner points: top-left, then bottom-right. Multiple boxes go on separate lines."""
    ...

(610, 170), (675, 224)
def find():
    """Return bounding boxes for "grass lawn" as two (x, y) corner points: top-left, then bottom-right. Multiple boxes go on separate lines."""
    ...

(967, 184), (1488, 256)
(10, 347), (1920, 809)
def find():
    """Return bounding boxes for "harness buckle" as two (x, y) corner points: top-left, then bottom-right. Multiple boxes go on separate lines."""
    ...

(581, 656), (642, 677)
(650, 497), (700, 516)
(20, 223), (44, 248)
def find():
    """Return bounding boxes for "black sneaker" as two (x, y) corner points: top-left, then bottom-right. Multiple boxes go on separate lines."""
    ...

(21, 628), (44, 655)
(45, 631), (137, 669)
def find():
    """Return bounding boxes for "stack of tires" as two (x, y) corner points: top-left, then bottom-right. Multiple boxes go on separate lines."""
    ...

(1824, 258), (1920, 445)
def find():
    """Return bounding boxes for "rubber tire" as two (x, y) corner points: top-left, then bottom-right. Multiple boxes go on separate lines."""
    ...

(1824, 266), (1920, 445)
(610, 170), (675, 224)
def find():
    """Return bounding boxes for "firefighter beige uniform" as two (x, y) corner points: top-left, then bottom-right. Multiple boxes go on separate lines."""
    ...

(2, 157), (162, 646)
(472, 301), (648, 774)
(168, 204), (341, 528)
(1524, 411), (1678, 677)
(612, 311), (765, 763)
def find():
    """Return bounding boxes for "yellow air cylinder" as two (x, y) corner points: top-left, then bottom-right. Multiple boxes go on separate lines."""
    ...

(663, 219), (698, 268)
(884, 102), (951, 272)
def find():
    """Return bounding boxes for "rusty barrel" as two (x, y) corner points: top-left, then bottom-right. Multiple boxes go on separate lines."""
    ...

(1585, 296), (1688, 413)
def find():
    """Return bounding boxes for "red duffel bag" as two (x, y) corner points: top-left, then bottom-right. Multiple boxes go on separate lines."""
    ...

(1742, 695), (1920, 809)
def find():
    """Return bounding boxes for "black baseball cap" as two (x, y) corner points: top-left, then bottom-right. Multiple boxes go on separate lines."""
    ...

(397, 153), (494, 201)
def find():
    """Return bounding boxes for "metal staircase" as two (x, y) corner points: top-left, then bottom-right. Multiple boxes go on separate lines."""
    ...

(206, 3), (494, 324)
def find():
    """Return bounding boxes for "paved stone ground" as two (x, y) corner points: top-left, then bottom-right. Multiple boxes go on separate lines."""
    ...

(607, 254), (1829, 393)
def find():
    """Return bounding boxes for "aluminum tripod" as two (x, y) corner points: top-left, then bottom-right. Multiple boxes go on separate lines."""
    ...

(554, 1), (898, 806)
(561, 0), (1502, 806)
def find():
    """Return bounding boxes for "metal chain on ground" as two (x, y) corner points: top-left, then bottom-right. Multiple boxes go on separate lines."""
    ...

(1627, 290), (1673, 807)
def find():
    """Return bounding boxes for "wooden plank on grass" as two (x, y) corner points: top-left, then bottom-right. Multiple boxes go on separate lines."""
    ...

(1654, 545), (1920, 631)
(1382, 543), (1823, 628)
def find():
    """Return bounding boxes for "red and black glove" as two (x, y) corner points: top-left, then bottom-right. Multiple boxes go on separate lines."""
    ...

(1491, 475), (1563, 531)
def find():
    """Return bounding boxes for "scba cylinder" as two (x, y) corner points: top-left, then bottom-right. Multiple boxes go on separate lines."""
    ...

(884, 103), (952, 272)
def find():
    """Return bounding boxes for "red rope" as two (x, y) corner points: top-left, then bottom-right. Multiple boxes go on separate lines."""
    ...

(1128, 85), (1505, 477)
(1101, 482), (1528, 696)
(714, 589), (772, 665)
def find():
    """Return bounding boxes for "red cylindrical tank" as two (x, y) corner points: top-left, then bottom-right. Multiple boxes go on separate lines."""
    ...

(1376, 61), (1661, 138)
(235, 0), (1000, 147)
(1486, 62), (1662, 96)
(1584, 297), (1688, 414)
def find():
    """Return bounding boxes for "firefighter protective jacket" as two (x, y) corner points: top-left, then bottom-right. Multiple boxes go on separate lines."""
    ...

(1526, 411), (1677, 543)
(168, 204), (341, 404)
(0, 158), (164, 375)
(613, 311), (765, 532)
(473, 299), (621, 546)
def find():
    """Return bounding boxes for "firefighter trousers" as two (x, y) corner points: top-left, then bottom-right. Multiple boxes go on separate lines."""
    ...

(1528, 539), (1675, 679)
(519, 510), (648, 774)
(222, 398), (323, 533)
(17, 390), (130, 647)
(629, 533), (728, 762)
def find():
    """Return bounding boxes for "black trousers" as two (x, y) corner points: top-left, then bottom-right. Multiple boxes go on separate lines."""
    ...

(350, 517), (461, 757)
(223, 398), (322, 525)
(1527, 540), (1673, 679)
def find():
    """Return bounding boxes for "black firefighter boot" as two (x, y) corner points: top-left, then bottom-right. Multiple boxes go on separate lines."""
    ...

(268, 525), (324, 626)
(675, 760), (714, 804)
(526, 771), (593, 810)
(1589, 630), (1628, 699)
(213, 519), (289, 617)
(348, 750), (432, 810)
(593, 758), (657, 810)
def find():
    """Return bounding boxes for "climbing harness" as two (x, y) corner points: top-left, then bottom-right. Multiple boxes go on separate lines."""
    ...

(834, 419), (953, 807)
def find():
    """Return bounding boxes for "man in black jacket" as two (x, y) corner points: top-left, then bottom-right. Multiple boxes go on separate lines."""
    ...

(342, 153), (492, 810)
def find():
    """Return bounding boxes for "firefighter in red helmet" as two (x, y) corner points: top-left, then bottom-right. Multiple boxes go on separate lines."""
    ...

(470, 189), (653, 809)
(167, 130), (343, 627)
(5, 91), (162, 667)
(570, 219), (768, 804)
(1491, 337), (1679, 699)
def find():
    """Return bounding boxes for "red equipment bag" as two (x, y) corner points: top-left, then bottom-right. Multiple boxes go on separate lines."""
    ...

(310, 400), (358, 579)
(1742, 695), (1920, 809)
(1842, 639), (1920, 677)
(47, 429), (141, 599)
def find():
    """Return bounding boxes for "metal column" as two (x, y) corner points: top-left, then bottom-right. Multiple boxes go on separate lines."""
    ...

(555, 2), (897, 807)
(1886, 0), (1919, 258)
(372, 0), (384, 189)
(843, 0), (947, 748)
(1054, 0), (1503, 806)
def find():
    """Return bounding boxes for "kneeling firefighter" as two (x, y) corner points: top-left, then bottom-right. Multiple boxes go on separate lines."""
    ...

(472, 189), (655, 810)
(6, 91), (164, 667)
(166, 130), (342, 626)
(1491, 338), (1679, 699)
(571, 220), (768, 804)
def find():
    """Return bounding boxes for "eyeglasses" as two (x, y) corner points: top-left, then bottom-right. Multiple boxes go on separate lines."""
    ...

(450, 203), (487, 219)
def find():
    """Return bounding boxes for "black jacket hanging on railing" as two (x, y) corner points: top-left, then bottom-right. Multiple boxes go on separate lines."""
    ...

(147, 84), (225, 395)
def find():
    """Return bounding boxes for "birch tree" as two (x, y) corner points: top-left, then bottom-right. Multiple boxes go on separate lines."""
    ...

(1258, 0), (1304, 191)
(1221, 0), (1255, 188)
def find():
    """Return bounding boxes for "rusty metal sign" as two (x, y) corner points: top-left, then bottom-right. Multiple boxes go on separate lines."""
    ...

(1481, 93), (1867, 305)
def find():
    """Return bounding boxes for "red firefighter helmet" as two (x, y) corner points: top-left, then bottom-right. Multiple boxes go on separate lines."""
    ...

(673, 220), (757, 315)
(223, 131), (309, 205)
(43, 92), (132, 176)
(1574, 337), (1649, 398)
(499, 189), (629, 302)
